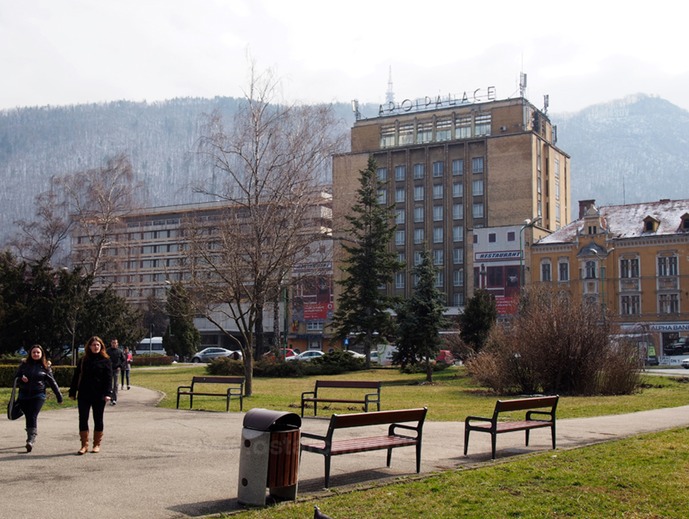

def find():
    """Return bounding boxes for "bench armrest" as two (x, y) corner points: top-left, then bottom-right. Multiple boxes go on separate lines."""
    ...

(177, 385), (192, 393)
(389, 423), (421, 437)
(301, 390), (316, 399)
(526, 410), (554, 420)
(301, 431), (327, 442)
(465, 415), (493, 425)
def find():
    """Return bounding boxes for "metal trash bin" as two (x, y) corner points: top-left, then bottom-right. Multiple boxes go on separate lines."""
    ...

(237, 408), (301, 506)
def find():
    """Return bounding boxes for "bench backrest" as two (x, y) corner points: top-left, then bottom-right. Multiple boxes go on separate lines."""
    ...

(191, 376), (244, 387)
(494, 395), (559, 418)
(330, 407), (427, 430)
(315, 380), (381, 391)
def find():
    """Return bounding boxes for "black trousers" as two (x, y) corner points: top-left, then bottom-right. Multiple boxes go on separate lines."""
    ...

(77, 397), (107, 432)
(19, 396), (45, 429)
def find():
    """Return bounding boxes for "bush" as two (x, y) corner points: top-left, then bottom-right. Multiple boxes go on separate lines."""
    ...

(206, 357), (244, 375)
(0, 364), (75, 387)
(131, 355), (174, 367)
(466, 286), (642, 396)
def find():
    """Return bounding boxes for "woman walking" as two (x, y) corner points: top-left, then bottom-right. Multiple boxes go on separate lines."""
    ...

(69, 336), (112, 455)
(15, 344), (63, 452)
(121, 346), (132, 390)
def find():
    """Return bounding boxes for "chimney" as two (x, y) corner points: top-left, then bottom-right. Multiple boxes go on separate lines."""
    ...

(578, 199), (596, 219)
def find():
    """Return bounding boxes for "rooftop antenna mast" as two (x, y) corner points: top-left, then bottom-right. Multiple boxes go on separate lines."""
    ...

(386, 66), (395, 105)
(519, 72), (527, 98)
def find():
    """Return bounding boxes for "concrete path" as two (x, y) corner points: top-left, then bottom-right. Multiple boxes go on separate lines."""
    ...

(2, 386), (689, 519)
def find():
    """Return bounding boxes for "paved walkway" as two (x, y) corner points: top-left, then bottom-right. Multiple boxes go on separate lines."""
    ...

(2, 386), (689, 519)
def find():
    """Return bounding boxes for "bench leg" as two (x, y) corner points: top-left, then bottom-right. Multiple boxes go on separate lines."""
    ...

(386, 447), (392, 468)
(324, 456), (331, 489)
(551, 424), (556, 450)
(463, 428), (470, 455)
(491, 434), (497, 460)
(415, 442), (422, 473)
(525, 429), (530, 447)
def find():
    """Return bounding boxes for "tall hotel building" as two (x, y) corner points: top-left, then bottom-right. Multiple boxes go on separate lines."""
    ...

(332, 87), (571, 312)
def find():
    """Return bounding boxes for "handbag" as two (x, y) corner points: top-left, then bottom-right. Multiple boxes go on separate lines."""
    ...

(7, 377), (23, 421)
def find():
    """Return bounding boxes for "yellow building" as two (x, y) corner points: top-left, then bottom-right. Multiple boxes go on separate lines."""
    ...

(530, 199), (689, 363)
(333, 88), (571, 312)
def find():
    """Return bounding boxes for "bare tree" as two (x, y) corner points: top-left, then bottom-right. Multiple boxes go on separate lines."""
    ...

(187, 64), (343, 396)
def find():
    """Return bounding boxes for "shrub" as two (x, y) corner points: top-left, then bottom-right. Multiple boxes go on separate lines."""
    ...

(206, 357), (244, 376)
(466, 285), (642, 396)
(0, 364), (75, 387)
(131, 355), (174, 367)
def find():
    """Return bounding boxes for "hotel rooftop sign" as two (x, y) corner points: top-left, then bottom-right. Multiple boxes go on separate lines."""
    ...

(379, 86), (497, 117)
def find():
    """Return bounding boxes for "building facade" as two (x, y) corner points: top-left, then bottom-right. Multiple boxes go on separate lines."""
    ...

(332, 90), (571, 313)
(530, 199), (689, 364)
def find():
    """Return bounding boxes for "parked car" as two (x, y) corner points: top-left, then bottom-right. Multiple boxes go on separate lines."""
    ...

(435, 350), (456, 365)
(262, 348), (296, 361)
(286, 350), (324, 362)
(191, 347), (242, 363)
(682, 357), (689, 369)
(344, 350), (365, 359)
(665, 337), (689, 356)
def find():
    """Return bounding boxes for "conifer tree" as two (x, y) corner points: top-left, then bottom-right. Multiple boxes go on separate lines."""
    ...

(458, 289), (497, 353)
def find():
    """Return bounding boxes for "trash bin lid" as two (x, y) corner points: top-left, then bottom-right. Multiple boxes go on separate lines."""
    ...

(243, 408), (301, 431)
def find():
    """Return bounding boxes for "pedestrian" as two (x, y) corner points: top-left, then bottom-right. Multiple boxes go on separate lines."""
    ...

(14, 344), (63, 452)
(121, 346), (132, 390)
(69, 336), (113, 455)
(106, 338), (125, 405)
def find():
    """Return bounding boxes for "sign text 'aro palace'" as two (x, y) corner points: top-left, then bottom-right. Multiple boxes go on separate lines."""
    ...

(379, 86), (497, 116)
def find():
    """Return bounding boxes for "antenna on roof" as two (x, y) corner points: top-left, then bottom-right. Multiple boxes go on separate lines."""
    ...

(351, 99), (361, 121)
(386, 66), (395, 105)
(543, 94), (549, 115)
(519, 72), (527, 97)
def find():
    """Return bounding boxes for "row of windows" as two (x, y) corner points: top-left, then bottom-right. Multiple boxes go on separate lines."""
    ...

(395, 225), (470, 245)
(619, 294), (680, 315)
(539, 255), (680, 283)
(380, 115), (491, 148)
(394, 270), (465, 289)
(378, 157), (484, 182)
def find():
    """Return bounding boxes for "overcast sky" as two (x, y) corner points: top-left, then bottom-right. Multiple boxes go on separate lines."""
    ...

(2, 0), (688, 114)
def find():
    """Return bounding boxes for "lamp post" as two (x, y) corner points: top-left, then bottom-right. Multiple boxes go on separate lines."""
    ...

(519, 217), (542, 289)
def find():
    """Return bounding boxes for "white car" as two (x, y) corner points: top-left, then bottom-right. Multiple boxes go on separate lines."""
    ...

(191, 347), (242, 363)
(681, 358), (689, 369)
(286, 350), (325, 362)
(345, 350), (365, 359)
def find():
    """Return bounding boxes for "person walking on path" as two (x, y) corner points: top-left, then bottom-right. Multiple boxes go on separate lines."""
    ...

(14, 344), (63, 452)
(106, 338), (124, 405)
(121, 346), (132, 390)
(69, 336), (112, 455)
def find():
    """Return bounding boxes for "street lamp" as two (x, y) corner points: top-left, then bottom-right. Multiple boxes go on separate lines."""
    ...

(519, 217), (542, 289)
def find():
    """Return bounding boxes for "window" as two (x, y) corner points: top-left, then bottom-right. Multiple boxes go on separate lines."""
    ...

(585, 260), (597, 279)
(414, 251), (423, 265)
(507, 231), (515, 241)
(395, 209), (405, 224)
(433, 249), (444, 266)
(472, 203), (484, 219)
(452, 203), (464, 220)
(395, 272), (405, 289)
(414, 185), (424, 201)
(417, 122), (433, 143)
(398, 252), (406, 265)
(414, 228), (425, 244)
(453, 269), (464, 287)
(472, 157), (484, 173)
(413, 163), (425, 179)
(435, 271), (444, 288)
(433, 227), (444, 243)
(381, 126), (396, 148)
(432, 161), (444, 177)
(558, 260), (569, 282)
(488, 233), (496, 243)
(453, 292), (465, 306)
(394, 165), (406, 181)
(399, 124), (414, 145)
(436, 119), (452, 141)
(621, 295), (640, 315)
(658, 255), (678, 277)
(620, 257), (640, 278)
(453, 226), (464, 242)
(377, 168), (388, 181)
(377, 189), (387, 204)
(659, 293), (680, 314)
(395, 230), (405, 245)
(455, 116), (472, 139)
(474, 114), (491, 136)
(472, 179), (484, 196)
(452, 182), (464, 198)
(395, 187), (406, 203)
(541, 260), (552, 282)
(414, 206), (424, 223)
(452, 159), (464, 176)
(433, 205), (443, 221)
(433, 184), (443, 199)
(453, 248), (464, 264)
(306, 321), (324, 331)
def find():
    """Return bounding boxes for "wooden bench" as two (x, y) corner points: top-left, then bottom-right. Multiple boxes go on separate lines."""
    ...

(464, 395), (559, 459)
(300, 380), (382, 417)
(176, 376), (244, 412)
(300, 407), (427, 488)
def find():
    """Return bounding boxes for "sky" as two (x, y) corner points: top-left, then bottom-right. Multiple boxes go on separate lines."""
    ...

(2, 0), (689, 114)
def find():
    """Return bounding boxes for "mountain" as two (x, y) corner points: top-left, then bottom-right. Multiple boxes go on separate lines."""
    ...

(0, 94), (687, 245)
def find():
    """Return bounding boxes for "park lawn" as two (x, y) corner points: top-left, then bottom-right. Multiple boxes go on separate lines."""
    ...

(230, 427), (689, 518)
(128, 364), (689, 421)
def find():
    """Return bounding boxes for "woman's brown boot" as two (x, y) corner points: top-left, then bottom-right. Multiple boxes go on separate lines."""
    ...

(78, 431), (89, 455)
(92, 431), (104, 453)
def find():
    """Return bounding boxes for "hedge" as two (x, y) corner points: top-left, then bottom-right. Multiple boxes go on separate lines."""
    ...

(0, 364), (75, 388)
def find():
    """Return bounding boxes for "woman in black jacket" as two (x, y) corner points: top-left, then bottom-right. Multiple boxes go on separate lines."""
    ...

(69, 336), (112, 455)
(15, 344), (63, 452)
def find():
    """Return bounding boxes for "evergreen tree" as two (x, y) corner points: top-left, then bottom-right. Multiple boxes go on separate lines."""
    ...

(164, 282), (201, 360)
(395, 248), (448, 382)
(458, 289), (498, 353)
(331, 157), (402, 367)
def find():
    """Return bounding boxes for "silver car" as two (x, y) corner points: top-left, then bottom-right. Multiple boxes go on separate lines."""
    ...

(191, 347), (242, 363)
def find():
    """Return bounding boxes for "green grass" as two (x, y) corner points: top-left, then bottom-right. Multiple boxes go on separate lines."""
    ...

(232, 428), (689, 518)
(128, 364), (689, 421)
